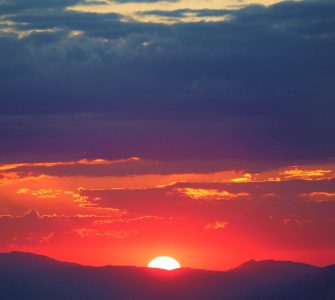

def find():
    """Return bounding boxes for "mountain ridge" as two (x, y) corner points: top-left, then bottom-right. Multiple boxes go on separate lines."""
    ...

(0, 251), (334, 299)
(3, 251), (331, 271)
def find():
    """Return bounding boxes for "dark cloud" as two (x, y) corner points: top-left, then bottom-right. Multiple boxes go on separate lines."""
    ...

(0, 0), (334, 164)
(0, 157), (282, 176)
(10, 11), (122, 31)
(0, 0), (83, 13)
(1, 114), (334, 163)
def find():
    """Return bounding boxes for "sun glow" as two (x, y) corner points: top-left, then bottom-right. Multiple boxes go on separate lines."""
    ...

(147, 256), (181, 270)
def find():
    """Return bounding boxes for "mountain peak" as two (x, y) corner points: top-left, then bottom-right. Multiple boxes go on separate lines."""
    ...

(233, 259), (319, 276)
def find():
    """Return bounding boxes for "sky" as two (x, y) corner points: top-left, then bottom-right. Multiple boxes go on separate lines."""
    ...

(0, 0), (335, 270)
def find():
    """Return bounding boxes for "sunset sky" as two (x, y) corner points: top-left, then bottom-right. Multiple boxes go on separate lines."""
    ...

(0, 0), (335, 271)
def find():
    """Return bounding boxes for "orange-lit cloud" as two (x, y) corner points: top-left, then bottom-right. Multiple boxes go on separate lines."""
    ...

(204, 221), (228, 230)
(0, 159), (334, 218)
(75, 227), (138, 239)
(231, 173), (253, 183)
(68, 0), (283, 24)
(301, 192), (335, 203)
(303, 192), (335, 197)
(2, 159), (334, 192)
(282, 216), (314, 226)
(280, 168), (333, 180)
(17, 188), (65, 199)
(0, 157), (140, 172)
(15, 187), (97, 209)
(175, 188), (249, 201)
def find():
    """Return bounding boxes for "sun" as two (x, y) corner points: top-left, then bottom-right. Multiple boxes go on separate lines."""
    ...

(147, 256), (181, 270)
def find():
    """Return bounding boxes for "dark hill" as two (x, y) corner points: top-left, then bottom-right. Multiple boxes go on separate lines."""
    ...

(0, 252), (334, 299)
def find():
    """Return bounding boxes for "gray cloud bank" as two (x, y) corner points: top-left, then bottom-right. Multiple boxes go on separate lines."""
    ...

(0, 0), (334, 163)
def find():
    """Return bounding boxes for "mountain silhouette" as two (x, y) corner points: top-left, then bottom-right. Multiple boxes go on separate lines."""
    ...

(0, 252), (334, 299)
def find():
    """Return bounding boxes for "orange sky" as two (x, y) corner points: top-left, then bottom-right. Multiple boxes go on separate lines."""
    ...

(1, 158), (334, 270)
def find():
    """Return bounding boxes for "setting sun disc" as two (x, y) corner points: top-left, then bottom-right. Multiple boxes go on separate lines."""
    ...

(147, 256), (181, 270)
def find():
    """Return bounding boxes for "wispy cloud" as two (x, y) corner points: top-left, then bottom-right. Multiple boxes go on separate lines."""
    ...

(204, 220), (228, 230)
(301, 191), (335, 203)
(175, 188), (249, 201)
